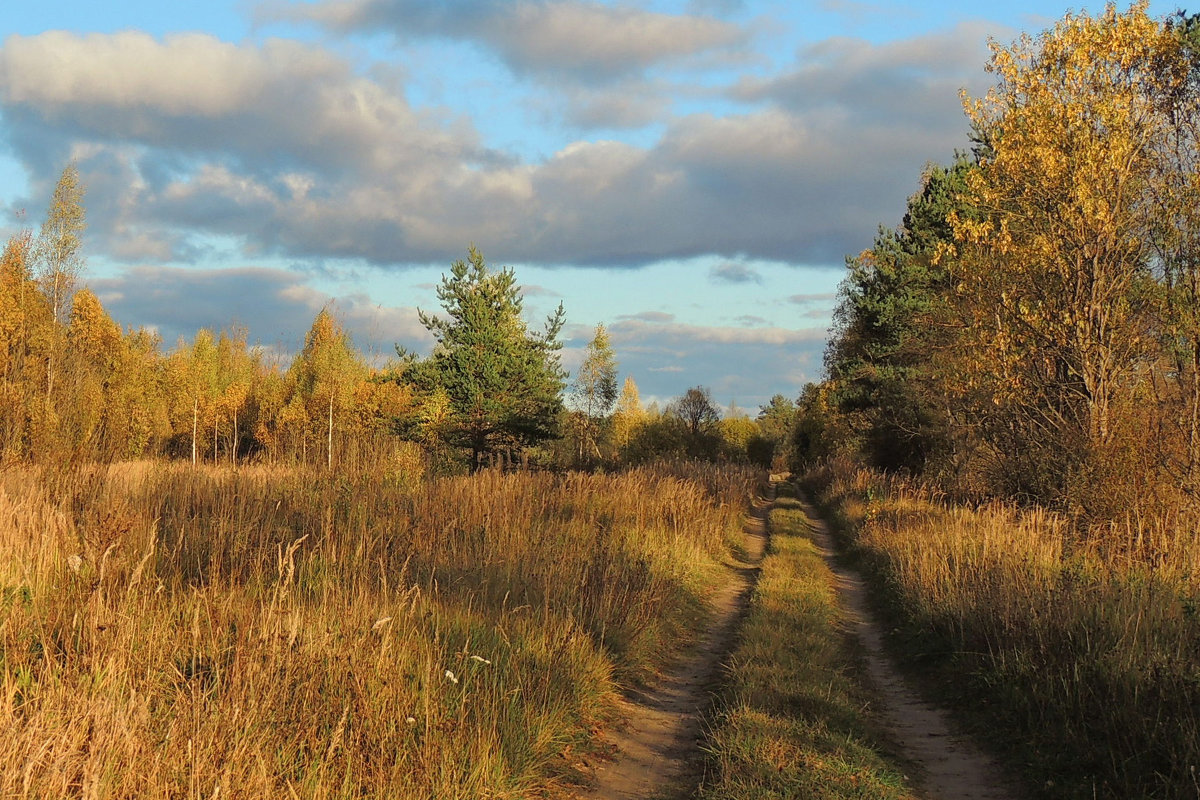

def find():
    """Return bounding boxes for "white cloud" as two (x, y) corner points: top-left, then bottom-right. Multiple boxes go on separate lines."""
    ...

(0, 24), (993, 269)
(89, 265), (432, 357)
(265, 0), (747, 83)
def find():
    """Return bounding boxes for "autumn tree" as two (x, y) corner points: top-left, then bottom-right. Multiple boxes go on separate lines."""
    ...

(570, 323), (618, 465)
(611, 375), (645, 451)
(405, 247), (566, 470)
(64, 288), (125, 455)
(289, 309), (366, 470)
(35, 163), (86, 326)
(951, 3), (1178, 505)
(752, 393), (797, 469)
(31, 163), (86, 423)
(0, 232), (52, 460)
(1144, 11), (1200, 498)
(669, 386), (721, 459)
(791, 382), (839, 473)
(719, 410), (760, 463)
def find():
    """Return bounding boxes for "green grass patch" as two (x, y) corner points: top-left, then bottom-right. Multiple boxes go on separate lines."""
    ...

(697, 483), (918, 800)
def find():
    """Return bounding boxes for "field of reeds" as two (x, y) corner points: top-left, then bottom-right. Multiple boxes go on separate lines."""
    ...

(804, 462), (1200, 800)
(0, 459), (761, 799)
(698, 481), (917, 799)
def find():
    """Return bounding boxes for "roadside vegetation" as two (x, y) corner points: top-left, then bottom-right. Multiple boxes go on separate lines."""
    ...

(787, 5), (1200, 799)
(0, 459), (760, 798)
(699, 481), (918, 800)
(802, 463), (1200, 799)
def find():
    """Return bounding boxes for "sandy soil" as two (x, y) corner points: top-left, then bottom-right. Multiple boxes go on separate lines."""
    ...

(798, 497), (1024, 800)
(573, 490), (771, 800)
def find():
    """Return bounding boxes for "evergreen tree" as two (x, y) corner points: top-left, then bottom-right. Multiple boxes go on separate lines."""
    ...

(409, 247), (566, 470)
(825, 159), (970, 474)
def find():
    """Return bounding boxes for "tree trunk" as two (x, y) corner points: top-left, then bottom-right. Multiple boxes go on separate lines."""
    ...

(191, 397), (198, 467)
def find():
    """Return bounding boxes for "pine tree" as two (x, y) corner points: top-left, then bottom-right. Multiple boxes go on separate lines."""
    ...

(410, 247), (566, 470)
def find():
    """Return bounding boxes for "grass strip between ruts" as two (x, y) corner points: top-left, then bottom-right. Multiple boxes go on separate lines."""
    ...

(696, 481), (919, 800)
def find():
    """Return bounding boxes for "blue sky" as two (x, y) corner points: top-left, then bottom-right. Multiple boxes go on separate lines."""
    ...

(0, 1), (1176, 409)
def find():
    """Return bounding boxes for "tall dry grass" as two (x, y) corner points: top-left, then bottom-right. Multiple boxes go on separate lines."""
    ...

(807, 463), (1200, 799)
(0, 460), (760, 798)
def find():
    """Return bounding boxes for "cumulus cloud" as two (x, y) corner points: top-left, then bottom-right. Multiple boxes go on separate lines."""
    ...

(601, 317), (826, 405)
(264, 0), (747, 83)
(90, 265), (432, 358)
(537, 79), (674, 130)
(0, 23), (993, 270)
(710, 262), (762, 284)
(0, 32), (481, 173)
(730, 21), (994, 129)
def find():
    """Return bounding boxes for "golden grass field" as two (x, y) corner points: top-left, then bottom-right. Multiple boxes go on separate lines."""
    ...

(809, 463), (1200, 799)
(0, 460), (760, 799)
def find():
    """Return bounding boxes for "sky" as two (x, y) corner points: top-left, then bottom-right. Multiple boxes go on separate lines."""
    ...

(0, 0), (1177, 410)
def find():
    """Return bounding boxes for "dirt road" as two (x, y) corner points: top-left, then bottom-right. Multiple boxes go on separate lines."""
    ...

(575, 490), (771, 800)
(576, 486), (1021, 800)
(797, 497), (1022, 800)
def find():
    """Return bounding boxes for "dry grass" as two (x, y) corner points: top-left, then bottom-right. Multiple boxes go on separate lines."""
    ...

(698, 482), (918, 800)
(807, 463), (1200, 799)
(0, 460), (761, 799)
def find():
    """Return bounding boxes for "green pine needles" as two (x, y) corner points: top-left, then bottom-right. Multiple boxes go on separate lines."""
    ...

(406, 246), (566, 471)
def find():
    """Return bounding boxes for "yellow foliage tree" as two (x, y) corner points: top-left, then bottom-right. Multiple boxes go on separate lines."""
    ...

(951, 2), (1185, 502)
(611, 375), (645, 451)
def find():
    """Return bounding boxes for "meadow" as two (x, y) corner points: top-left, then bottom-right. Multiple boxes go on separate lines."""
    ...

(805, 462), (1200, 800)
(0, 458), (761, 798)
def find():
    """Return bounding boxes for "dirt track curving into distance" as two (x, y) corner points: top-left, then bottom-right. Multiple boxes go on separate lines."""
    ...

(573, 485), (1023, 800)
(797, 496), (1024, 800)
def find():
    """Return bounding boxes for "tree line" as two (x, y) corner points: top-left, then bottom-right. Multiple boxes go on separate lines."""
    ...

(798, 3), (1200, 520)
(0, 171), (794, 472)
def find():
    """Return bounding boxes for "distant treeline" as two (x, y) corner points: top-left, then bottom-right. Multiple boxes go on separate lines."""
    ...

(0, 169), (795, 472)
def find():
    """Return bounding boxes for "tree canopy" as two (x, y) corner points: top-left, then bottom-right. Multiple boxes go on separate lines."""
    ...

(407, 246), (566, 470)
(809, 2), (1200, 516)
